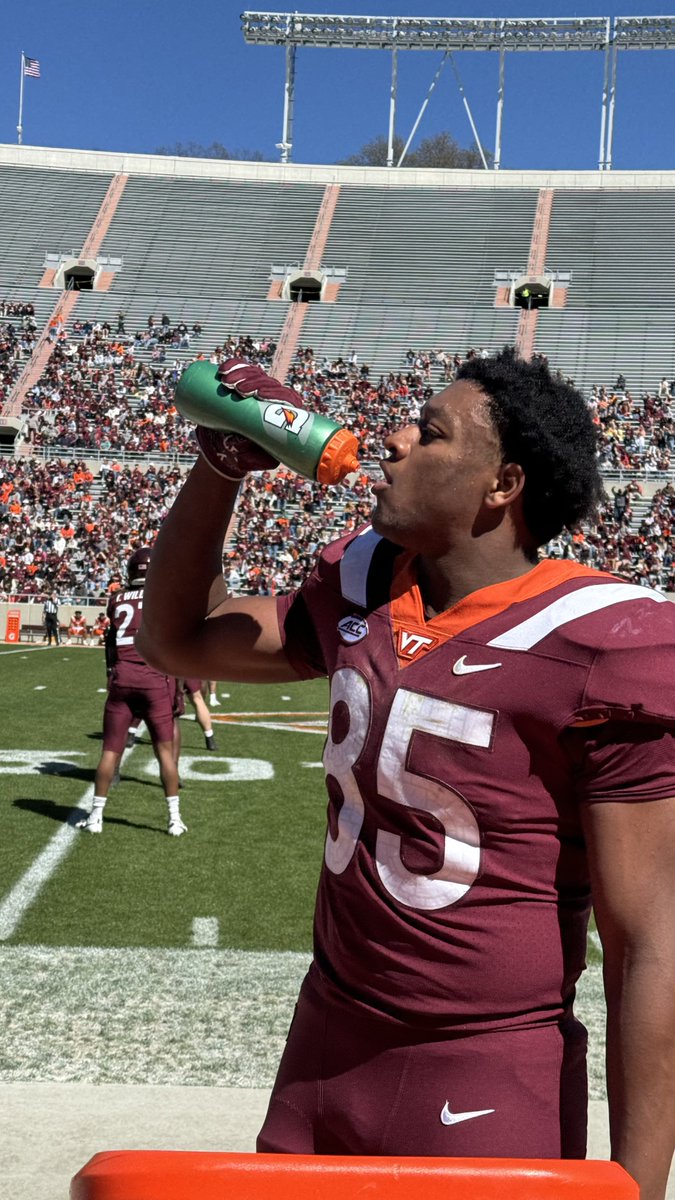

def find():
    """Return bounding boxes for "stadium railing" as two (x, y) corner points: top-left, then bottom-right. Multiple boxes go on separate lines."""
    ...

(19, 444), (195, 470)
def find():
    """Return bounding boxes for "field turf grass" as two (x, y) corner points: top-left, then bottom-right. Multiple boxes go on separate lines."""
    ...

(0, 643), (607, 1092)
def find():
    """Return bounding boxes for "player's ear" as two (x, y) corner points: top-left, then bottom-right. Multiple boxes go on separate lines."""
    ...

(485, 461), (525, 510)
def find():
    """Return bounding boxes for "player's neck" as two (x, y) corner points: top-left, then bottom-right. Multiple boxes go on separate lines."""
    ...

(417, 547), (537, 618)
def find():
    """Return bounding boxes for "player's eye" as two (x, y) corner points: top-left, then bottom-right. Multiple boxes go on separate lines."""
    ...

(418, 421), (439, 444)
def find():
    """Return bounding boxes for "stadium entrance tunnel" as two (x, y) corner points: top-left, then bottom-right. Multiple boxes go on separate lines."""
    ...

(513, 275), (551, 310)
(286, 270), (324, 303)
(64, 264), (95, 291)
(0, 416), (20, 450)
(41, 252), (123, 292)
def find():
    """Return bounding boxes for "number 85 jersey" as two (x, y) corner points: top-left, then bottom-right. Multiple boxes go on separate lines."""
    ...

(277, 527), (675, 1032)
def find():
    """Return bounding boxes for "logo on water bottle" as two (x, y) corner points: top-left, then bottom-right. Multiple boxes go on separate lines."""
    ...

(262, 402), (311, 435)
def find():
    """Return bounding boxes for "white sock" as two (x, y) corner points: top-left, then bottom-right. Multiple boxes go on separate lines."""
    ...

(129, 726), (139, 736)
(204, 727), (213, 737)
(166, 796), (181, 820)
(209, 693), (217, 704)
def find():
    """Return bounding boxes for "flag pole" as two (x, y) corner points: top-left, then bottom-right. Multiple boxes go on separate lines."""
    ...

(17, 51), (25, 145)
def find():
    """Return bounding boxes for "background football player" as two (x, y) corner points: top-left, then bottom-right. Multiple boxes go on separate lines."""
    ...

(79, 546), (187, 836)
(138, 351), (675, 1200)
(174, 678), (217, 752)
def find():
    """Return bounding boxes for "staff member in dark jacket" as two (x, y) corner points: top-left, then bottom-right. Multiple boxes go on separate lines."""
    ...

(43, 592), (60, 646)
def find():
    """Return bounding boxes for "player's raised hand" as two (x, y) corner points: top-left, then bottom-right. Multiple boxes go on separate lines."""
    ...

(195, 425), (279, 481)
(195, 356), (294, 479)
(219, 357), (300, 406)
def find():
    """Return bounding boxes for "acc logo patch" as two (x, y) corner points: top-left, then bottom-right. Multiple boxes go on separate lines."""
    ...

(337, 614), (369, 644)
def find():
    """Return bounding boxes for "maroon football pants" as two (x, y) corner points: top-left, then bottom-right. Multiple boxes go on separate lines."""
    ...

(103, 676), (176, 753)
(257, 971), (587, 1158)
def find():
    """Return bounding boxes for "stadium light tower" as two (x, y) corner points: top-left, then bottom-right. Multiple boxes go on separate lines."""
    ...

(241, 11), (614, 169)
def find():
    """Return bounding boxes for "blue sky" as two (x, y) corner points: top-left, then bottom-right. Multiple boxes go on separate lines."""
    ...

(3, 0), (675, 170)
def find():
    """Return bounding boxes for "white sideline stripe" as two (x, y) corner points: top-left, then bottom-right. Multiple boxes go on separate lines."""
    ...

(191, 917), (219, 947)
(0, 821), (80, 941)
(488, 583), (668, 651)
(0, 725), (144, 942)
(0, 646), (51, 657)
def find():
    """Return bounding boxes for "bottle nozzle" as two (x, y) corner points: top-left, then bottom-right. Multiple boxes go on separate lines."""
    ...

(316, 428), (360, 484)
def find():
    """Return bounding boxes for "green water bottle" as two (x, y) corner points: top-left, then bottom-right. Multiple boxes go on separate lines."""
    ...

(175, 360), (360, 484)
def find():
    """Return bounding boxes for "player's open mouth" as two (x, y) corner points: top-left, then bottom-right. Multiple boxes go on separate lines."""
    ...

(372, 463), (392, 494)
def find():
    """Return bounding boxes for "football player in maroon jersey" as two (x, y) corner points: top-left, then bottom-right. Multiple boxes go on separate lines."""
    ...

(174, 678), (217, 751)
(79, 546), (187, 836)
(138, 350), (675, 1200)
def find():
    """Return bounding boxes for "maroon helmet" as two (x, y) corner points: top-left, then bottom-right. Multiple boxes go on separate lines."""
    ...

(127, 546), (152, 586)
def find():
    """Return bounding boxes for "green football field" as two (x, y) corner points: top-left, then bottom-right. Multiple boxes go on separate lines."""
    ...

(0, 645), (328, 950)
(0, 644), (607, 1093)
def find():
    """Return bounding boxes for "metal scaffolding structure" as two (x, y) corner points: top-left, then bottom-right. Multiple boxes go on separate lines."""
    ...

(241, 12), (675, 170)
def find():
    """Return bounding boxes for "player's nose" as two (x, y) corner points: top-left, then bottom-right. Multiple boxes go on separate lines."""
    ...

(383, 423), (419, 461)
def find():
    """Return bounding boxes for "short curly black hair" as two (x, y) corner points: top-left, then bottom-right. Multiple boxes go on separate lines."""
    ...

(457, 347), (604, 547)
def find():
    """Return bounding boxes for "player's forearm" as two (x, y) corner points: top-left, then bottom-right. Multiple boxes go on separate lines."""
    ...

(605, 952), (675, 1200)
(139, 457), (240, 667)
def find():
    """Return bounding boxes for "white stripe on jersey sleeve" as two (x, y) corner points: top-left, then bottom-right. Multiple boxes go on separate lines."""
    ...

(487, 582), (669, 652)
(339, 526), (383, 606)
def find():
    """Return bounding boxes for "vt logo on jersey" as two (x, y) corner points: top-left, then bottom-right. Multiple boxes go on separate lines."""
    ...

(262, 401), (311, 435)
(397, 629), (439, 660)
(338, 614), (369, 644)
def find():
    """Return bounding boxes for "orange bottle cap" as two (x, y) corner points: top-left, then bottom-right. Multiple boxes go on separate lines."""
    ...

(316, 428), (360, 484)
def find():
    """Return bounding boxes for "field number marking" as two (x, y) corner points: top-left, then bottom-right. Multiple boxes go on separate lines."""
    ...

(144, 756), (275, 782)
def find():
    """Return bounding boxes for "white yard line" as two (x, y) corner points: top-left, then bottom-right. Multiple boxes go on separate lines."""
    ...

(0, 646), (52, 657)
(0, 727), (144, 942)
(191, 917), (220, 947)
(0, 820), (81, 941)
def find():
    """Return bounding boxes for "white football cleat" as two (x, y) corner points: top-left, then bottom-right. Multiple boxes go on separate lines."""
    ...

(168, 818), (188, 837)
(77, 813), (103, 833)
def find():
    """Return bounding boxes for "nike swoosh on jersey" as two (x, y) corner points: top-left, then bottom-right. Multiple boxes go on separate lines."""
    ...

(452, 656), (502, 675)
(440, 1102), (495, 1126)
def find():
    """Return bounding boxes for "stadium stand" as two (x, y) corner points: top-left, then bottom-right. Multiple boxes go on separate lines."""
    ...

(0, 164), (112, 293)
(3, 148), (675, 623)
(536, 189), (675, 391)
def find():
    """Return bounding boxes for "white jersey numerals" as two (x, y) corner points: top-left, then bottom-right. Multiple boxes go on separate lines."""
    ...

(323, 667), (493, 911)
(114, 600), (141, 646)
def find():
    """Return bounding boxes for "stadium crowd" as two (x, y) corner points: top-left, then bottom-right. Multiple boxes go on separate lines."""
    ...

(3, 322), (675, 604)
(0, 302), (38, 416)
(19, 320), (276, 456)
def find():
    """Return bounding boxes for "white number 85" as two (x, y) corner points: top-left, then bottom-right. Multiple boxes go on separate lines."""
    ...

(323, 667), (493, 911)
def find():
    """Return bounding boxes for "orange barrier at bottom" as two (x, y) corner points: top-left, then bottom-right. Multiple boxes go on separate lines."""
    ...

(70, 1150), (639, 1200)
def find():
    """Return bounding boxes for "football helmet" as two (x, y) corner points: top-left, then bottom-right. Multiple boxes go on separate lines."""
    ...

(127, 546), (152, 586)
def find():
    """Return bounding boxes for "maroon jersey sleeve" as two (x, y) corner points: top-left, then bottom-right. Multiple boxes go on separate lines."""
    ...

(569, 597), (675, 804)
(567, 722), (675, 805)
(276, 540), (351, 680)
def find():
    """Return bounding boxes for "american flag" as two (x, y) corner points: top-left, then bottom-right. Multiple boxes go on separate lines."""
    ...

(23, 57), (41, 78)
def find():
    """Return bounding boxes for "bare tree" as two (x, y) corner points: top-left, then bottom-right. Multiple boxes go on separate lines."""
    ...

(339, 130), (492, 169)
(154, 141), (265, 162)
